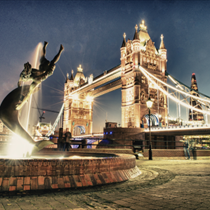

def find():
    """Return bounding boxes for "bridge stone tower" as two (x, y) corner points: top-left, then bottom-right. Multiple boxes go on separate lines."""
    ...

(121, 20), (168, 128)
(63, 65), (93, 135)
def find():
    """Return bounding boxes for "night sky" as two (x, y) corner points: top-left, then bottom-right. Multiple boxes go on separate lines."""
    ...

(1, 0), (210, 132)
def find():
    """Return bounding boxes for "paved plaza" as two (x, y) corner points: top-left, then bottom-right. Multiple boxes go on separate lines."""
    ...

(0, 158), (209, 210)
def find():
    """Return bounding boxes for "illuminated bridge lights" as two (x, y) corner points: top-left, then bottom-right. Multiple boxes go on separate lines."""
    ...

(144, 124), (210, 132)
(69, 66), (121, 96)
(72, 133), (103, 138)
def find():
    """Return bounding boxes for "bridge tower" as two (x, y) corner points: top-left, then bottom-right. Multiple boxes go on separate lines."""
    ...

(121, 20), (168, 128)
(63, 65), (93, 135)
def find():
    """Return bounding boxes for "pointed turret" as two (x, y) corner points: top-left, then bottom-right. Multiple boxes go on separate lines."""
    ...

(70, 70), (74, 81)
(189, 73), (204, 121)
(120, 33), (127, 74)
(159, 34), (166, 50)
(139, 20), (150, 43)
(191, 73), (198, 91)
(121, 33), (126, 47)
(132, 24), (140, 65)
(159, 34), (167, 73)
(65, 73), (69, 83)
(74, 65), (86, 87)
(133, 24), (139, 40)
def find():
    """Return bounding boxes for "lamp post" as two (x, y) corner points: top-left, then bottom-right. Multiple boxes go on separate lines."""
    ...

(146, 97), (153, 160)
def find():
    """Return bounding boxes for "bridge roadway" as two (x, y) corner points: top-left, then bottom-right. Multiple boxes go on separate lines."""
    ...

(144, 124), (210, 136)
(74, 125), (210, 140)
(71, 65), (121, 96)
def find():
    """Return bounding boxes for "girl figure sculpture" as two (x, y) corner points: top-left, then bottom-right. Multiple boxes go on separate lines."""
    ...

(17, 41), (64, 110)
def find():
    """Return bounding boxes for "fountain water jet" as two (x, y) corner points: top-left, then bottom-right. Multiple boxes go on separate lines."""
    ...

(19, 43), (43, 134)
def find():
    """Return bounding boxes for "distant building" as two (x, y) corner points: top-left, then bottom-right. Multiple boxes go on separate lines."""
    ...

(33, 122), (53, 140)
(105, 122), (117, 128)
(189, 73), (204, 122)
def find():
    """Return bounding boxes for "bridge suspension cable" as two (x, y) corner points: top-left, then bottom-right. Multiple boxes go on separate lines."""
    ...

(140, 66), (210, 104)
(167, 73), (210, 109)
(139, 66), (210, 116)
(167, 73), (210, 100)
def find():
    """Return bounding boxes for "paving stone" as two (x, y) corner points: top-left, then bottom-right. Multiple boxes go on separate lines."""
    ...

(0, 159), (209, 209)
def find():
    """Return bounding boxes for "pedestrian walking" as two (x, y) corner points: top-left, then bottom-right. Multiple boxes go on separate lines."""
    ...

(183, 139), (190, 159)
(64, 131), (71, 151)
(189, 139), (196, 160)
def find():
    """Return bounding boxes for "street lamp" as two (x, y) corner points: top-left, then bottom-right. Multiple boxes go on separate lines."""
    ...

(146, 96), (153, 160)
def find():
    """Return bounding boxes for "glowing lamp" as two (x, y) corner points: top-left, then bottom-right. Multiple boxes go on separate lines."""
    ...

(146, 97), (153, 109)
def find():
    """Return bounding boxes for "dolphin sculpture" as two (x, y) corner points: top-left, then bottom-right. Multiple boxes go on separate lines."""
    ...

(0, 85), (52, 152)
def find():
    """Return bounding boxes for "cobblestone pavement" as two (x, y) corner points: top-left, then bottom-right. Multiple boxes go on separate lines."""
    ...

(0, 159), (209, 210)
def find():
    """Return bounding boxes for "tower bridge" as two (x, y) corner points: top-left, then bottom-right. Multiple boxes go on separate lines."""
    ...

(49, 20), (210, 141)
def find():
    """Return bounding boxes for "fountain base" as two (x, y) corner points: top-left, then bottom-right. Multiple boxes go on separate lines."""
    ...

(0, 152), (140, 191)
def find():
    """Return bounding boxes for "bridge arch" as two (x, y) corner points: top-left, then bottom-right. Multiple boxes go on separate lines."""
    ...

(73, 125), (86, 136)
(144, 114), (159, 126)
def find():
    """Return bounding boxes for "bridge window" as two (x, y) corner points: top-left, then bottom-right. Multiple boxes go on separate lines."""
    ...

(73, 126), (85, 136)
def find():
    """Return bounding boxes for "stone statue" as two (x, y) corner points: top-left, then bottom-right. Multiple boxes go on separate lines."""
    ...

(0, 42), (64, 153)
